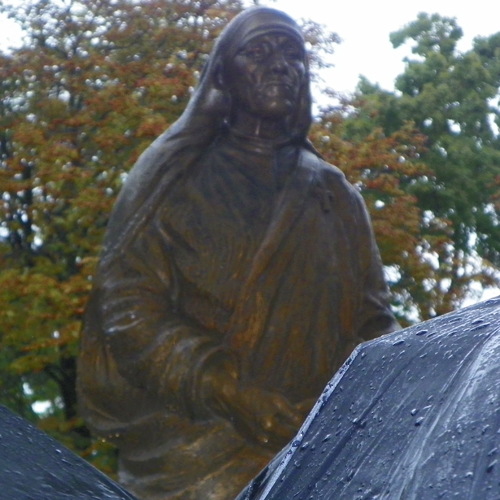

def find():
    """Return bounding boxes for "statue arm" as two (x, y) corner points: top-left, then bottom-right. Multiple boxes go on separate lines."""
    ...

(88, 217), (305, 446)
(94, 220), (236, 419)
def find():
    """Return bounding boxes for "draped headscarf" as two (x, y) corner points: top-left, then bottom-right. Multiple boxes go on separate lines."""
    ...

(99, 6), (315, 267)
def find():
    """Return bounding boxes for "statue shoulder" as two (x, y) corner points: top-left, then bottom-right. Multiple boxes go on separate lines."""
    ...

(300, 149), (344, 180)
(317, 158), (348, 183)
(300, 149), (358, 194)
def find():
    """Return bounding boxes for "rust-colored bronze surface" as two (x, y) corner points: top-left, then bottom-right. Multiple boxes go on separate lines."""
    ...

(78, 7), (399, 500)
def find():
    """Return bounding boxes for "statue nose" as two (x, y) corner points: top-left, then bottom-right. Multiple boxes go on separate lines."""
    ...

(270, 53), (288, 73)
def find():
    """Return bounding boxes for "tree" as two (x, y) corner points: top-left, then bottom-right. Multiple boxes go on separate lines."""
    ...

(342, 13), (500, 319)
(0, 0), (245, 470)
(0, 0), (341, 472)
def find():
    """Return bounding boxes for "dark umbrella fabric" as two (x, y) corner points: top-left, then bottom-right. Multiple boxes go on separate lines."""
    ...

(0, 404), (138, 500)
(237, 296), (500, 500)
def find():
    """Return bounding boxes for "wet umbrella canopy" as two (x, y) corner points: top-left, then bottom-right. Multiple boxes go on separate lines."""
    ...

(237, 296), (500, 500)
(0, 405), (138, 500)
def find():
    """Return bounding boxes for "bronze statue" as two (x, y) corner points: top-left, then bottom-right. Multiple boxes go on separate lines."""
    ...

(78, 7), (399, 500)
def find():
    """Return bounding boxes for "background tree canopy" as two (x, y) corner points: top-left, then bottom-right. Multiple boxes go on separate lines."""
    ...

(0, 0), (499, 474)
(340, 13), (500, 319)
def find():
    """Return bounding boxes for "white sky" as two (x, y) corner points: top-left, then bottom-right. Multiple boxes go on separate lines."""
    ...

(263, 0), (500, 94)
(2, 0), (499, 94)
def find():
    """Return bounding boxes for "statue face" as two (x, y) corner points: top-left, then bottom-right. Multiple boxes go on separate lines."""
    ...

(226, 31), (306, 121)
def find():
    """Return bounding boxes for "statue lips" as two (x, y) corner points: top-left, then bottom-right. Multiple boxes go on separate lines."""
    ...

(259, 79), (296, 99)
(261, 78), (294, 89)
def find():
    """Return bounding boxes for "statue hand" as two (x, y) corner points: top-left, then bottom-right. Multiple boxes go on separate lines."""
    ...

(202, 360), (303, 449)
(221, 384), (304, 449)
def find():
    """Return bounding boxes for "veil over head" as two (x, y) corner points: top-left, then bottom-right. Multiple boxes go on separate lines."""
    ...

(100, 7), (314, 264)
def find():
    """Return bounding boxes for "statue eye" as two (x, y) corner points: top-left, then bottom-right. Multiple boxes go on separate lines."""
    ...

(243, 42), (270, 61)
(283, 43), (303, 61)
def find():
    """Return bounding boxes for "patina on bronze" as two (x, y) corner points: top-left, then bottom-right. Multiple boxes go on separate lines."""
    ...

(78, 7), (399, 500)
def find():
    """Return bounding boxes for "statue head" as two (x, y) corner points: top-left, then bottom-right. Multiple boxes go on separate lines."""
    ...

(214, 8), (309, 138)
(204, 7), (312, 141)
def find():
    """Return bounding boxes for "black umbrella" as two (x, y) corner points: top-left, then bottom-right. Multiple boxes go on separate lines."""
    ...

(0, 404), (138, 500)
(237, 295), (500, 500)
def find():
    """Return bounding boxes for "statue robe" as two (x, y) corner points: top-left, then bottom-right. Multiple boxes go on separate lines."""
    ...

(78, 131), (398, 500)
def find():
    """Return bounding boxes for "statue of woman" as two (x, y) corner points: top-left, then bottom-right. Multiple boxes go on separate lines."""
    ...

(78, 7), (399, 500)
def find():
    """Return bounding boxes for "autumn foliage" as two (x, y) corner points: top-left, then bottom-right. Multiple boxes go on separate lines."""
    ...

(0, 0), (244, 470)
(1, 0), (499, 476)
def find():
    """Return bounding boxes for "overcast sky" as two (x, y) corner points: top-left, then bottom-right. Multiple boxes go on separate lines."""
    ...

(2, 0), (499, 95)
